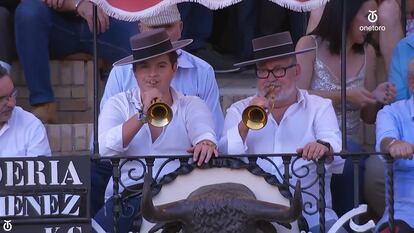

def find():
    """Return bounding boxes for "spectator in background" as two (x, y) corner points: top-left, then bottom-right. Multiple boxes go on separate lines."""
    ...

(0, 0), (18, 73)
(365, 45), (414, 221)
(375, 58), (414, 233)
(389, 34), (414, 100)
(377, 0), (414, 74)
(14, 0), (138, 123)
(0, 65), (51, 157)
(178, 2), (238, 73)
(377, 0), (404, 75)
(231, 0), (308, 62)
(306, 5), (325, 34)
(256, 0), (307, 45)
(364, 33), (414, 222)
(295, 0), (395, 218)
(305, 0), (414, 76)
(405, 0), (414, 35)
(0, 6), (11, 72)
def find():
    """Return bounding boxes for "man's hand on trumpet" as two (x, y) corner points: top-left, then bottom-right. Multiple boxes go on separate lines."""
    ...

(141, 88), (164, 113)
(249, 96), (270, 110)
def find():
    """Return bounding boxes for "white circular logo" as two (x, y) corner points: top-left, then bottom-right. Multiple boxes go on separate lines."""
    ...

(3, 220), (12, 232)
(368, 10), (378, 23)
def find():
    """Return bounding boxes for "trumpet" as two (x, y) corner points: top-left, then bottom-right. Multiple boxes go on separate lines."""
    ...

(146, 98), (172, 127)
(242, 86), (275, 130)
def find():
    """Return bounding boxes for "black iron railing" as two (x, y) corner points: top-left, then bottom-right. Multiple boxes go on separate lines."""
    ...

(97, 152), (394, 233)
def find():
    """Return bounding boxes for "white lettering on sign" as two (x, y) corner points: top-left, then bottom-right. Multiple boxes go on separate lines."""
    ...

(0, 195), (81, 217)
(44, 227), (61, 233)
(61, 195), (80, 216)
(44, 226), (83, 233)
(0, 160), (83, 186)
(61, 162), (83, 185)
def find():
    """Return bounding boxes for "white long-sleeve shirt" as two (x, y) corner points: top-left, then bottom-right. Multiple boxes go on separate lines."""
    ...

(219, 89), (343, 228)
(99, 88), (216, 199)
(0, 106), (51, 157)
(100, 49), (224, 138)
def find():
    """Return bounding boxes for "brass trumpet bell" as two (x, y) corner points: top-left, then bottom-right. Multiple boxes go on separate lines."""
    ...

(242, 105), (267, 130)
(147, 100), (172, 127)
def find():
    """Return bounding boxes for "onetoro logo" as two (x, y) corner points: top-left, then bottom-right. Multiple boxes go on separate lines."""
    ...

(2, 220), (12, 232)
(360, 10), (386, 31)
(368, 10), (378, 23)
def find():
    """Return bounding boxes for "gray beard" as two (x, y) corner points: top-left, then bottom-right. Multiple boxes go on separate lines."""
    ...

(273, 86), (296, 102)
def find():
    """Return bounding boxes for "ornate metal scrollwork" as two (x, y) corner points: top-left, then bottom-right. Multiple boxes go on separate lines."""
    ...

(259, 155), (320, 216)
(118, 158), (146, 193)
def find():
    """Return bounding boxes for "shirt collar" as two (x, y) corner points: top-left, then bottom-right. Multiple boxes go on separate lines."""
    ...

(408, 35), (414, 49)
(0, 122), (9, 137)
(0, 110), (13, 137)
(296, 89), (306, 104)
(176, 49), (194, 69)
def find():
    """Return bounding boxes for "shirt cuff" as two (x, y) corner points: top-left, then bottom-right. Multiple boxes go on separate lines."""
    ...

(320, 138), (344, 173)
(103, 124), (128, 155)
(193, 132), (217, 146)
(227, 125), (248, 155)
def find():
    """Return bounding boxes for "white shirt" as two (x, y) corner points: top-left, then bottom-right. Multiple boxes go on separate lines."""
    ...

(100, 49), (224, 138)
(0, 106), (51, 157)
(219, 89), (343, 228)
(99, 88), (217, 199)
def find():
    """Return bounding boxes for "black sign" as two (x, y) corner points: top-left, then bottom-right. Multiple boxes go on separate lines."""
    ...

(0, 155), (90, 233)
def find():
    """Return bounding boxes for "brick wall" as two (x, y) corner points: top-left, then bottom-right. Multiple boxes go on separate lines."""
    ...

(12, 60), (104, 124)
(45, 123), (93, 155)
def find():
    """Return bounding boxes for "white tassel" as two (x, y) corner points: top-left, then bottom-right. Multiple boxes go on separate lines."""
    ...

(170, 0), (243, 9)
(90, 0), (242, 22)
(90, 0), (170, 22)
(268, 0), (330, 12)
(90, 0), (329, 21)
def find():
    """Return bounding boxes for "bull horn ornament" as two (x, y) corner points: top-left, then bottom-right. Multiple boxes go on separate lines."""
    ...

(141, 173), (302, 233)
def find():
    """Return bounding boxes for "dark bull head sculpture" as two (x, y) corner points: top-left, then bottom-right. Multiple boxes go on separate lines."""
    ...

(141, 173), (302, 233)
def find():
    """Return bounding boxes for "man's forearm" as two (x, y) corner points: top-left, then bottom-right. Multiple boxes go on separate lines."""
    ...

(380, 137), (396, 153)
(122, 114), (145, 148)
(238, 121), (249, 142)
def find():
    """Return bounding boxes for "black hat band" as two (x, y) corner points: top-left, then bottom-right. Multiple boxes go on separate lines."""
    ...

(132, 40), (173, 61)
(253, 43), (294, 60)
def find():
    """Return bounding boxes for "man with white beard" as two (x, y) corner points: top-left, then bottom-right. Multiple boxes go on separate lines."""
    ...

(219, 31), (345, 232)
